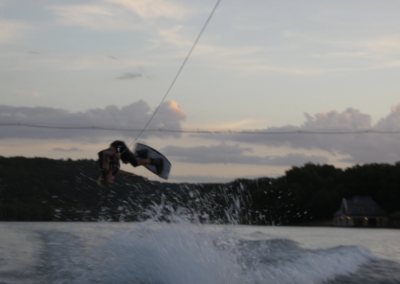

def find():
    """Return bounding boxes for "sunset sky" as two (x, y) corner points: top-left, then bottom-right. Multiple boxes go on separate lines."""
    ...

(2, 0), (400, 182)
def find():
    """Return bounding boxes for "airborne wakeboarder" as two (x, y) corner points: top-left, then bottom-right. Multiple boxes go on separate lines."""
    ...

(97, 140), (163, 187)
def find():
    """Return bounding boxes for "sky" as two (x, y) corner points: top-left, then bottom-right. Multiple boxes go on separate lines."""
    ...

(1, 0), (400, 183)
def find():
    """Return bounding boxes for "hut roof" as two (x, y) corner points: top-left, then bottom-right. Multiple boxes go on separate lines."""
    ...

(334, 196), (387, 217)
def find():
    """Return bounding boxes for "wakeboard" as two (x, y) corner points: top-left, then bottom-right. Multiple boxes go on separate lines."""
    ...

(135, 143), (171, 180)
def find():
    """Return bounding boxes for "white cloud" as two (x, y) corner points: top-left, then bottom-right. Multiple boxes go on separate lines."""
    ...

(185, 119), (261, 131)
(163, 143), (253, 164)
(0, 19), (30, 44)
(375, 104), (400, 130)
(364, 35), (400, 55)
(104, 0), (185, 20)
(162, 143), (329, 166)
(0, 100), (186, 141)
(3, 52), (150, 73)
(53, 147), (82, 152)
(160, 28), (266, 63)
(49, 1), (320, 77)
(267, 153), (328, 167)
(246, 64), (327, 75)
(303, 108), (371, 130)
(285, 29), (400, 64)
(49, 0), (187, 31)
(221, 104), (400, 164)
(14, 89), (45, 98)
(67, 56), (149, 71)
(49, 4), (141, 31)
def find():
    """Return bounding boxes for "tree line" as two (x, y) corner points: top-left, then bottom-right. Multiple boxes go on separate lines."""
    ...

(0, 156), (399, 224)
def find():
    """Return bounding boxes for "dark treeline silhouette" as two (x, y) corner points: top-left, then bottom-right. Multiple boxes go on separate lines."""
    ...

(1, 156), (399, 225)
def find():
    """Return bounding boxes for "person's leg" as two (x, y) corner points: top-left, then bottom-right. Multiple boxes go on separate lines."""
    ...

(117, 143), (163, 174)
(121, 150), (151, 168)
(113, 141), (137, 164)
(134, 157), (163, 174)
(150, 158), (163, 174)
(136, 149), (148, 159)
(123, 152), (139, 167)
(136, 159), (151, 166)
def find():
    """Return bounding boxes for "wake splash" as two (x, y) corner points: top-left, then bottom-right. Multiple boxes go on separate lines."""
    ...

(244, 242), (378, 284)
(49, 183), (379, 284)
(90, 221), (377, 284)
(98, 222), (242, 284)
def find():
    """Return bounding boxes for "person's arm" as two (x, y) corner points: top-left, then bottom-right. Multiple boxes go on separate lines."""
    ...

(117, 169), (147, 180)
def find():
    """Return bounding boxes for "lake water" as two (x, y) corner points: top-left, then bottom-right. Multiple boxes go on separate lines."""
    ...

(0, 222), (399, 284)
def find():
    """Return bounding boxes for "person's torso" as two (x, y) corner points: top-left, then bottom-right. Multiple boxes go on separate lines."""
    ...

(98, 150), (120, 175)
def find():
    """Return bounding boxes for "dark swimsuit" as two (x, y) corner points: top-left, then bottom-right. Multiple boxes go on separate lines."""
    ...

(98, 150), (120, 176)
(98, 141), (139, 176)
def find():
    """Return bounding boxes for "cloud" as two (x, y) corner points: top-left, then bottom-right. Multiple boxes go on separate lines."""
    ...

(116, 72), (142, 80)
(162, 143), (253, 164)
(364, 34), (400, 56)
(66, 56), (147, 71)
(0, 100), (186, 142)
(162, 143), (329, 167)
(0, 19), (30, 44)
(221, 104), (400, 164)
(267, 153), (329, 167)
(14, 89), (44, 98)
(375, 104), (400, 130)
(285, 29), (400, 64)
(302, 108), (371, 130)
(187, 119), (261, 131)
(157, 26), (266, 63)
(248, 64), (327, 75)
(53, 147), (82, 152)
(49, 4), (141, 31)
(49, 0), (186, 31)
(104, 0), (186, 20)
